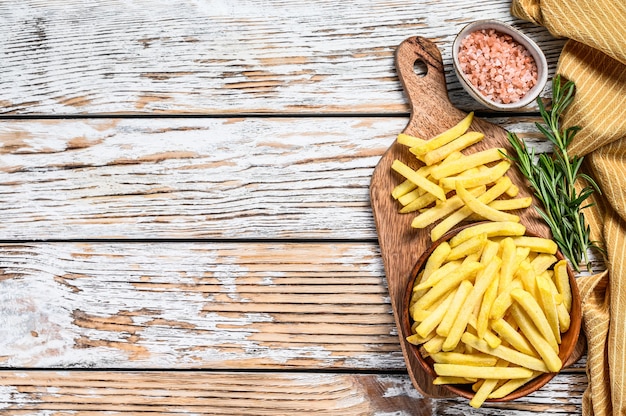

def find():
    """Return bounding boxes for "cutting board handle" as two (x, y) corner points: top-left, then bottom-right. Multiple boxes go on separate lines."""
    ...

(395, 37), (458, 132)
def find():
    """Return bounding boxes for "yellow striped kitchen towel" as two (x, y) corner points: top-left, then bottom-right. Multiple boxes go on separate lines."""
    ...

(511, 1), (626, 415)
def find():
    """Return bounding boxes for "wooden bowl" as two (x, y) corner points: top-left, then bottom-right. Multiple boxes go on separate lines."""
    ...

(401, 222), (582, 402)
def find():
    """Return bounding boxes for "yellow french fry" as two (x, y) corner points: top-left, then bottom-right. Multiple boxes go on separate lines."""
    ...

(409, 112), (474, 156)
(490, 278), (523, 320)
(448, 219), (526, 248)
(391, 160), (447, 201)
(430, 147), (506, 180)
(422, 335), (446, 355)
(434, 363), (533, 379)
(430, 351), (497, 366)
(433, 376), (476, 385)
(413, 262), (483, 311)
(414, 260), (462, 291)
(469, 359), (509, 409)
(498, 237), (517, 291)
(416, 289), (457, 338)
(511, 288), (558, 352)
(430, 177), (515, 242)
(510, 304), (562, 372)
(516, 260), (539, 299)
(511, 236), (558, 255)
(554, 260), (572, 312)
(392, 179), (417, 200)
(476, 269), (499, 339)
(410, 185), (486, 228)
(446, 233), (488, 261)
(488, 372), (541, 399)
(397, 133), (427, 148)
(491, 318), (537, 357)
(400, 192), (438, 214)
(456, 182), (521, 223)
(421, 241), (451, 282)
(439, 160), (511, 190)
(531, 253), (558, 275)
(436, 280), (474, 337)
(461, 332), (549, 373)
(505, 183), (520, 197)
(422, 131), (484, 166)
(442, 258), (501, 351)
(487, 197), (533, 211)
(536, 273), (561, 344)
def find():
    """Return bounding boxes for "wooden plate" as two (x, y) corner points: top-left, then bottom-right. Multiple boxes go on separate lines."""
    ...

(369, 36), (584, 398)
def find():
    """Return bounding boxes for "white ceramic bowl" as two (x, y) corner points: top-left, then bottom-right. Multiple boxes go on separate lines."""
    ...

(452, 20), (548, 111)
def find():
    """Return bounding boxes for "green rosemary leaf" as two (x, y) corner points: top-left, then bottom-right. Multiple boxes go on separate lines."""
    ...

(505, 75), (600, 272)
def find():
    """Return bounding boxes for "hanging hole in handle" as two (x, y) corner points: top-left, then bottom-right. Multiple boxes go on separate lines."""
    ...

(413, 59), (428, 78)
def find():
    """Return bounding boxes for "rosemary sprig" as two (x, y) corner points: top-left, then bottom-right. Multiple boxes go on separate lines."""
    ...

(505, 75), (602, 272)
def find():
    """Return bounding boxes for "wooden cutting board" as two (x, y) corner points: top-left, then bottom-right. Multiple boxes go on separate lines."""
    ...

(370, 36), (582, 398)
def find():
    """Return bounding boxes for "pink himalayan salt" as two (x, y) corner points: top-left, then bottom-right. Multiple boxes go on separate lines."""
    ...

(458, 29), (538, 104)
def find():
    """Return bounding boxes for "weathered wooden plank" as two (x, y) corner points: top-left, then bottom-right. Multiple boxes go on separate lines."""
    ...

(0, 116), (556, 240)
(0, 0), (565, 115)
(0, 240), (592, 369)
(0, 370), (585, 415)
(0, 241), (406, 369)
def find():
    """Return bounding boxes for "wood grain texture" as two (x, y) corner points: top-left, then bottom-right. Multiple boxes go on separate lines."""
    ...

(0, 0), (565, 115)
(0, 116), (556, 240)
(0, 241), (406, 369)
(0, 370), (584, 415)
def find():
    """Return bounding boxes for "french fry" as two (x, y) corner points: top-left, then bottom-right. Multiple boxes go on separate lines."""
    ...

(410, 186), (486, 228)
(537, 273), (561, 344)
(490, 278), (523, 320)
(510, 288), (559, 351)
(422, 335), (446, 355)
(488, 372), (541, 399)
(433, 363), (533, 380)
(498, 237), (517, 291)
(414, 260), (462, 291)
(442, 258), (501, 351)
(391, 160), (447, 201)
(416, 289), (458, 338)
(433, 376), (476, 385)
(531, 253), (558, 275)
(436, 280), (474, 337)
(422, 131), (484, 166)
(510, 304), (562, 373)
(491, 318), (537, 357)
(448, 220), (526, 248)
(456, 182), (520, 223)
(397, 133), (427, 148)
(461, 332), (549, 373)
(430, 177), (514, 242)
(430, 147), (506, 180)
(430, 351), (497, 366)
(439, 160), (510, 190)
(476, 270), (499, 339)
(409, 112), (474, 156)
(511, 236), (558, 255)
(505, 183), (520, 197)
(487, 197), (532, 211)
(413, 262), (483, 311)
(554, 260), (572, 312)
(391, 179), (417, 200)
(446, 233), (487, 261)
(400, 192), (438, 214)
(469, 359), (508, 408)
(421, 241), (451, 282)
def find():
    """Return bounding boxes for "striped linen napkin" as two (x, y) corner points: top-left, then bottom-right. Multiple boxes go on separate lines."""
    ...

(511, 1), (626, 415)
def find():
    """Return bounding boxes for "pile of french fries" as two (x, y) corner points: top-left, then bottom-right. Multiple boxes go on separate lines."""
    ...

(407, 221), (573, 408)
(391, 112), (532, 241)
(391, 114), (575, 407)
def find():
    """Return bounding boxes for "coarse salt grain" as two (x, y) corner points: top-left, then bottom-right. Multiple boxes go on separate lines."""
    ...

(458, 29), (538, 104)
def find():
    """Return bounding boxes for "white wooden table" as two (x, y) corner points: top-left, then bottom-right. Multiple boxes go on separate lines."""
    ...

(0, 1), (590, 414)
